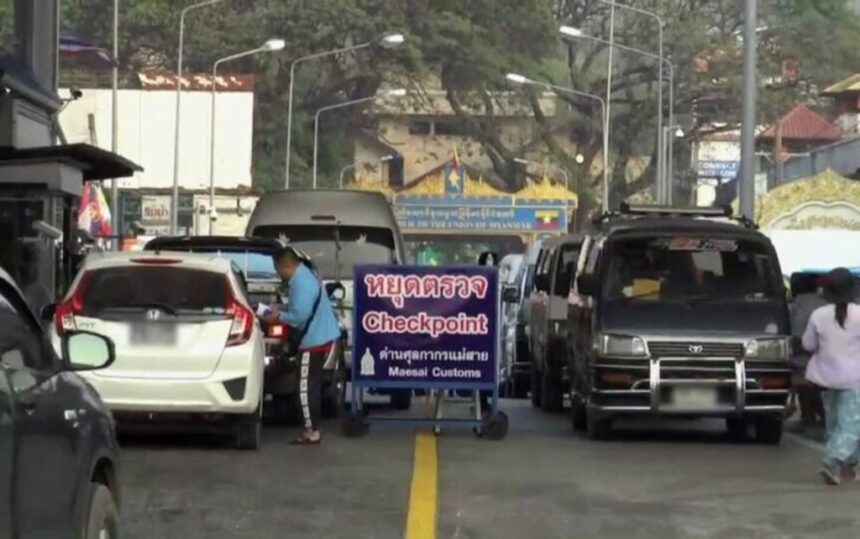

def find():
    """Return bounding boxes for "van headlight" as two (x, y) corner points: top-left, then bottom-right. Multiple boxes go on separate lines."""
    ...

(744, 338), (789, 361)
(600, 334), (648, 358)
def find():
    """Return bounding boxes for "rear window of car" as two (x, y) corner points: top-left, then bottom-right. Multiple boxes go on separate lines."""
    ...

(81, 266), (229, 315)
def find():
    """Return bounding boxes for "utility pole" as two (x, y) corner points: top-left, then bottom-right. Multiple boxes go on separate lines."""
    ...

(739, 0), (757, 221)
(110, 0), (119, 249)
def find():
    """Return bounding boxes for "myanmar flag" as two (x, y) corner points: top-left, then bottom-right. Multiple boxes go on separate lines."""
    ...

(535, 210), (560, 230)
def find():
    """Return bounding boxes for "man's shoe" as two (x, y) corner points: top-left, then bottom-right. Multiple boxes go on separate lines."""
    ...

(821, 461), (842, 486)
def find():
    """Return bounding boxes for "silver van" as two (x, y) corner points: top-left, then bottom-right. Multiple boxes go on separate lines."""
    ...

(246, 190), (412, 409)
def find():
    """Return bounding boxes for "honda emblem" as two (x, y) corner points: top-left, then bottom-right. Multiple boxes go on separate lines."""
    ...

(146, 309), (161, 321)
(688, 344), (704, 354)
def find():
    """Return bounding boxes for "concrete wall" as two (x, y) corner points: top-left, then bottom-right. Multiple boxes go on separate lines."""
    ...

(58, 88), (255, 191)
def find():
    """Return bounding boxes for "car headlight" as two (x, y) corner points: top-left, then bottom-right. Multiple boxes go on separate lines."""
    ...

(744, 338), (789, 361)
(600, 334), (648, 358)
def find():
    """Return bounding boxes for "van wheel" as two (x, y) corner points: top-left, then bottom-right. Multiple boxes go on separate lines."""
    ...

(540, 372), (564, 413)
(725, 418), (749, 441)
(391, 390), (412, 410)
(530, 368), (542, 407)
(571, 395), (587, 432)
(235, 405), (262, 450)
(586, 411), (612, 441)
(85, 483), (120, 539)
(754, 417), (783, 445)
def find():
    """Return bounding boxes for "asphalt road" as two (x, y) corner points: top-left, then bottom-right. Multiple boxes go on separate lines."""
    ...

(119, 400), (860, 539)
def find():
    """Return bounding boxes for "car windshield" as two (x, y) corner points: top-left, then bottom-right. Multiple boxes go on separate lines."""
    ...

(603, 235), (779, 303)
(254, 225), (395, 280)
(81, 267), (229, 315)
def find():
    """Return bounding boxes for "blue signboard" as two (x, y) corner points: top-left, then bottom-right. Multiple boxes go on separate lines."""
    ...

(697, 160), (739, 179)
(393, 204), (567, 233)
(353, 265), (499, 388)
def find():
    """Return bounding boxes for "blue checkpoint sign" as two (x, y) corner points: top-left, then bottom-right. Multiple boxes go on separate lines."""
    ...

(353, 265), (499, 388)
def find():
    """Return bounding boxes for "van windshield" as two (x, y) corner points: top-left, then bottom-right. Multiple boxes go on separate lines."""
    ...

(253, 225), (396, 280)
(602, 236), (780, 303)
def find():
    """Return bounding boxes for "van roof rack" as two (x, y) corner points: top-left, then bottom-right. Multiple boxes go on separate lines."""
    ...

(592, 203), (757, 229)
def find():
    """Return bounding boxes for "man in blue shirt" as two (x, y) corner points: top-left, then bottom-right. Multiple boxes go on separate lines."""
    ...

(266, 246), (340, 445)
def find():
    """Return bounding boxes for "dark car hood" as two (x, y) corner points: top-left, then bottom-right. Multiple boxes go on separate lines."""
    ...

(599, 300), (789, 337)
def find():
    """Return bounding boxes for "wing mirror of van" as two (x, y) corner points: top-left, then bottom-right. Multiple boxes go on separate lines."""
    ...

(63, 332), (116, 371)
(502, 286), (521, 304)
(577, 274), (598, 296)
(326, 282), (346, 304)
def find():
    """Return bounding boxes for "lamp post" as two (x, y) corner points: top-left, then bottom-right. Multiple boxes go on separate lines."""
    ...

(560, 26), (674, 204)
(662, 124), (684, 205)
(208, 39), (285, 235)
(513, 157), (570, 191)
(739, 0), (757, 221)
(599, 0), (664, 198)
(284, 33), (405, 189)
(110, 0), (119, 248)
(171, 0), (224, 235)
(313, 89), (405, 189)
(506, 74), (610, 213)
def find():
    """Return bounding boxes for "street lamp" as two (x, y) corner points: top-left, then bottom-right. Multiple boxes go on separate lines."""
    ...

(313, 89), (406, 189)
(513, 157), (570, 191)
(284, 33), (405, 189)
(208, 38), (285, 235)
(599, 0), (665, 194)
(560, 25), (675, 204)
(339, 155), (395, 189)
(171, 0), (224, 235)
(506, 73), (610, 213)
(110, 0), (119, 248)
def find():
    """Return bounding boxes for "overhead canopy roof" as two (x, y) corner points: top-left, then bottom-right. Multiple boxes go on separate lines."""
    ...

(0, 143), (142, 181)
(823, 73), (860, 95)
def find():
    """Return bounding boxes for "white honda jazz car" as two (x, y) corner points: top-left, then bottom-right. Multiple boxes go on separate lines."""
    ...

(48, 251), (265, 449)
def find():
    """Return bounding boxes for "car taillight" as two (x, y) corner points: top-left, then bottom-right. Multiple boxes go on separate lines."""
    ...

(225, 297), (254, 347)
(55, 273), (92, 336)
(267, 323), (285, 339)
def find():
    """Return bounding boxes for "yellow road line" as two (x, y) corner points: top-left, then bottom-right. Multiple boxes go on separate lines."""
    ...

(405, 431), (438, 539)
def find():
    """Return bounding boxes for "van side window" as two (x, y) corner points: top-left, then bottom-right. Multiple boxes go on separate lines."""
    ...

(534, 248), (554, 293)
(584, 239), (603, 275)
(553, 244), (581, 297)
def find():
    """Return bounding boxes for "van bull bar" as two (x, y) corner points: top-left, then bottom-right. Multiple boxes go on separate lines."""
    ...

(589, 338), (792, 415)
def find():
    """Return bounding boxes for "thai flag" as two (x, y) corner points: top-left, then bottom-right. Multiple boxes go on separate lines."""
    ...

(78, 183), (113, 238)
(59, 35), (119, 68)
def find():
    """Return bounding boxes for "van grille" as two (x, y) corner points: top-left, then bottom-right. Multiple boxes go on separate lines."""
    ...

(647, 341), (743, 358)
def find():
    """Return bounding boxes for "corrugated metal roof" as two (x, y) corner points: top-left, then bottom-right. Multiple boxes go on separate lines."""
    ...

(823, 74), (860, 95)
(137, 71), (255, 91)
(759, 105), (841, 141)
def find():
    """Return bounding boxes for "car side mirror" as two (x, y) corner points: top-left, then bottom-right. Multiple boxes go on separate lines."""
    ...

(577, 274), (598, 296)
(40, 303), (57, 322)
(63, 332), (116, 371)
(326, 281), (346, 303)
(502, 286), (520, 304)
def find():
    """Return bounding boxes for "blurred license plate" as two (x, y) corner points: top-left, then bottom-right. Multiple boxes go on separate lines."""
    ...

(672, 387), (717, 409)
(131, 324), (177, 345)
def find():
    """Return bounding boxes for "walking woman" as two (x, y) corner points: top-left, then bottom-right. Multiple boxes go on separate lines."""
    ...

(803, 267), (860, 485)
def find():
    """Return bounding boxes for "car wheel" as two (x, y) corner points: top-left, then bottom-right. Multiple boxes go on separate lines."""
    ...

(322, 357), (347, 418)
(540, 371), (564, 414)
(234, 404), (262, 450)
(85, 483), (120, 539)
(754, 417), (784, 445)
(586, 410), (612, 441)
(530, 368), (542, 407)
(271, 395), (301, 425)
(725, 417), (749, 441)
(391, 390), (412, 410)
(570, 394), (587, 432)
(511, 374), (529, 399)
